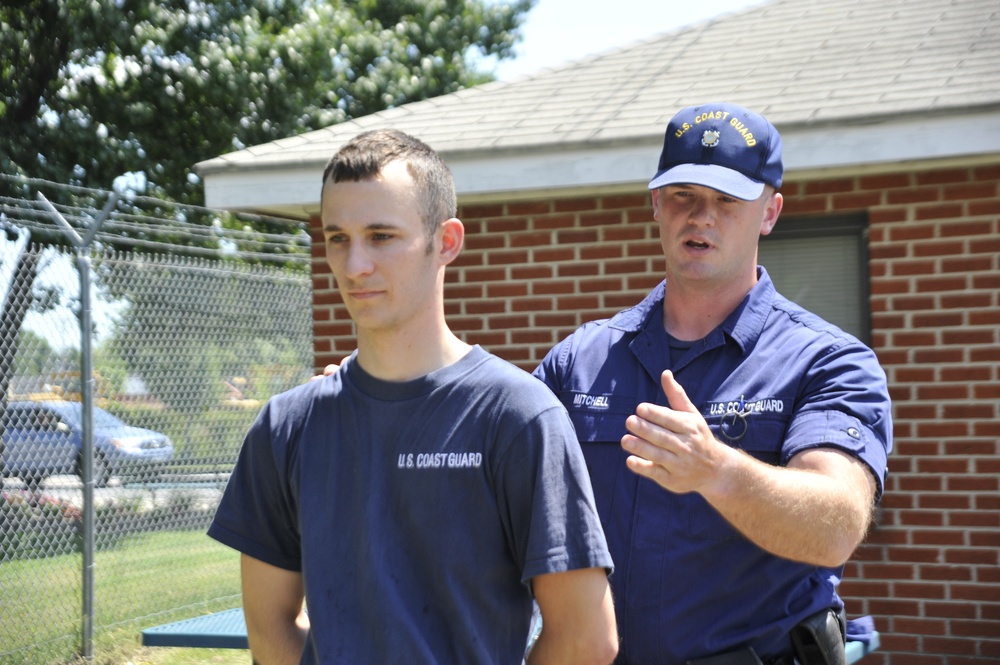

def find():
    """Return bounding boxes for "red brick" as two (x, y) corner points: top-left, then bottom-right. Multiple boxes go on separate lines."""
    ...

(915, 421), (970, 438)
(509, 230), (554, 248)
(461, 202), (505, 218)
(486, 282), (528, 298)
(890, 259), (937, 276)
(870, 278), (911, 294)
(888, 224), (936, 241)
(535, 248), (575, 263)
(781, 197), (828, 215)
(911, 529), (966, 546)
(510, 297), (554, 313)
(897, 473), (943, 492)
(487, 217), (530, 233)
(553, 197), (598, 212)
(465, 267), (507, 282)
(923, 636), (978, 655)
(869, 207), (909, 223)
(969, 198), (1000, 215)
(920, 564), (975, 581)
(832, 191), (882, 209)
(892, 331), (936, 346)
(805, 179), (855, 194)
(533, 214), (578, 230)
(861, 173), (912, 189)
(942, 403), (996, 419)
(912, 349), (966, 364)
(950, 511), (1000, 528)
(973, 165), (1000, 180)
(971, 346), (1000, 362)
(941, 293), (993, 309)
(891, 295), (936, 310)
(925, 601), (979, 619)
(892, 617), (948, 635)
(605, 225), (649, 241)
(507, 200), (552, 216)
(579, 210), (625, 227)
(883, 546), (944, 563)
(556, 229), (599, 244)
(940, 366), (991, 381)
(951, 583), (1000, 601)
(946, 439), (999, 455)
(511, 330), (556, 344)
(973, 421), (1000, 437)
(887, 188), (939, 204)
(915, 276), (969, 292)
(942, 183), (998, 201)
(919, 493), (971, 510)
(469, 304), (508, 321)
(601, 193), (648, 209)
(917, 169), (972, 185)
(915, 203), (964, 220)
(511, 265), (553, 280)
(969, 529), (1000, 544)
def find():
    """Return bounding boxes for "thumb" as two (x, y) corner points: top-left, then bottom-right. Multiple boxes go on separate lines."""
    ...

(661, 370), (697, 413)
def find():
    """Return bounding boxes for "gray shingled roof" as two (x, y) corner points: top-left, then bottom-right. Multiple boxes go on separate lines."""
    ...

(197, 0), (1000, 215)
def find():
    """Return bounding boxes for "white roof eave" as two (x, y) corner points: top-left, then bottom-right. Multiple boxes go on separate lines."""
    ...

(202, 109), (1000, 220)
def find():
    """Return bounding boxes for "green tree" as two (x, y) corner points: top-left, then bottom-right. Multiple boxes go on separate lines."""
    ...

(1, 0), (530, 207)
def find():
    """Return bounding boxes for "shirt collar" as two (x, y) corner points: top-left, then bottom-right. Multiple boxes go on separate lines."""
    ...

(608, 267), (777, 354)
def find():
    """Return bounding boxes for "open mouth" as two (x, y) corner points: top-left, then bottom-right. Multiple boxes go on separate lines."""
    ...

(686, 239), (710, 249)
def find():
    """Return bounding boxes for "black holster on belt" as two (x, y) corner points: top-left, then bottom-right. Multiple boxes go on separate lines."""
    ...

(790, 608), (847, 665)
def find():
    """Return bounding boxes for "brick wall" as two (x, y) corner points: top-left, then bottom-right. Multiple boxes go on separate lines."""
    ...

(308, 163), (1000, 663)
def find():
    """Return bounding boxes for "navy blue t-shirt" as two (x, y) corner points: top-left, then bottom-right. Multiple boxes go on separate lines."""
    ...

(209, 346), (612, 664)
(534, 268), (892, 664)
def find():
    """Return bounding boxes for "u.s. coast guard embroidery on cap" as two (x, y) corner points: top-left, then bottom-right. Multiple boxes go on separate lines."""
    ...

(701, 130), (721, 147)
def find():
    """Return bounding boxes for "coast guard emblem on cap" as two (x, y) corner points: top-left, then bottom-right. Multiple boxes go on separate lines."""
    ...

(701, 130), (721, 147)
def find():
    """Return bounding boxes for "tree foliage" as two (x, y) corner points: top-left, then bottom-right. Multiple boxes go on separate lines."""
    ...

(1, 0), (530, 206)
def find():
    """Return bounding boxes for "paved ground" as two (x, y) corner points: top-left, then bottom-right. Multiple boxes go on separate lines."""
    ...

(1, 473), (228, 514)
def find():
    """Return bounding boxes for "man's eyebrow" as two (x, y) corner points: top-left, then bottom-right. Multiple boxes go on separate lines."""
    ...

(321, 222), (397, 233)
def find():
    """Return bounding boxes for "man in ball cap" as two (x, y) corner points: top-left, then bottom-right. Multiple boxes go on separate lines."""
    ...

(534, 103), (892, 664)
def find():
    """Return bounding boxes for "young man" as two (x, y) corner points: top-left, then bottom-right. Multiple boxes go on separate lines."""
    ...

(209, 129), (617, 665)
(534, 103), (892, 664)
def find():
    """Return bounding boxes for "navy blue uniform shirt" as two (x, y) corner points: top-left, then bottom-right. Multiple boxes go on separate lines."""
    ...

(534, 267), (892, 664)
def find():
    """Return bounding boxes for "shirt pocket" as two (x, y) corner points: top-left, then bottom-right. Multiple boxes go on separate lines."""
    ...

(562, 398), (634, 530)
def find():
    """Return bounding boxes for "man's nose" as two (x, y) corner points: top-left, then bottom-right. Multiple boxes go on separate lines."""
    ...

(687, 197), (717, 226)
(344, 243), (375, 277)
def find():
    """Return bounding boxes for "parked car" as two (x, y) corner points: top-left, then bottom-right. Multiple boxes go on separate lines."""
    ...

(1, 400), (174, 487)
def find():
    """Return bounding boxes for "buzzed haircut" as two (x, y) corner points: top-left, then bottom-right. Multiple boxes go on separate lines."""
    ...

(322, 129), (457, 239)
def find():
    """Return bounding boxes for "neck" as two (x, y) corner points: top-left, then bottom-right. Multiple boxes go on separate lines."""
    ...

(662, 273), (757, 340)
(355, 322), (471, 382)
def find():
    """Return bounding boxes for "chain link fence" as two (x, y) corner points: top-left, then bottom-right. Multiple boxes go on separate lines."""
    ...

(1, 173), (314, 664)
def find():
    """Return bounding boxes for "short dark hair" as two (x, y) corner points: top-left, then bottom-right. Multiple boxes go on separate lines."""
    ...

(322, 129), (457, 239)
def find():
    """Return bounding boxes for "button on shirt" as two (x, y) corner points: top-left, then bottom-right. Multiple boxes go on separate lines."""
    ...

(533, 267), (892, 664)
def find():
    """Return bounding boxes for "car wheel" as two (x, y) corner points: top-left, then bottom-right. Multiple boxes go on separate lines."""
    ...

(76, 453), (112, 488)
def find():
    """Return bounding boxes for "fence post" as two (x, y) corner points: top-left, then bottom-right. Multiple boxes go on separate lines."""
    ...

(36, 191), (118, 663)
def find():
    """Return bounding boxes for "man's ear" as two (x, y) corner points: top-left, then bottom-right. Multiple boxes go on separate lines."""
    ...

(759, 192), (783, 237)
(438, 218), (465, 265)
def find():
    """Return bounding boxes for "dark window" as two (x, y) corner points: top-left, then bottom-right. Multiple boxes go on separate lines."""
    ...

(759, 214), (870, 344)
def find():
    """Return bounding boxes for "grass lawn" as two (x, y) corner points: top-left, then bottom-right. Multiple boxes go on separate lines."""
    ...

(0, 529), (241, 665)
(89, 646), (250, 665)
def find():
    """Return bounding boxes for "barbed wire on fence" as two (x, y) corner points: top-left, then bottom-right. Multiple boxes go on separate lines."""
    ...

(0, 171), (311, 265)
